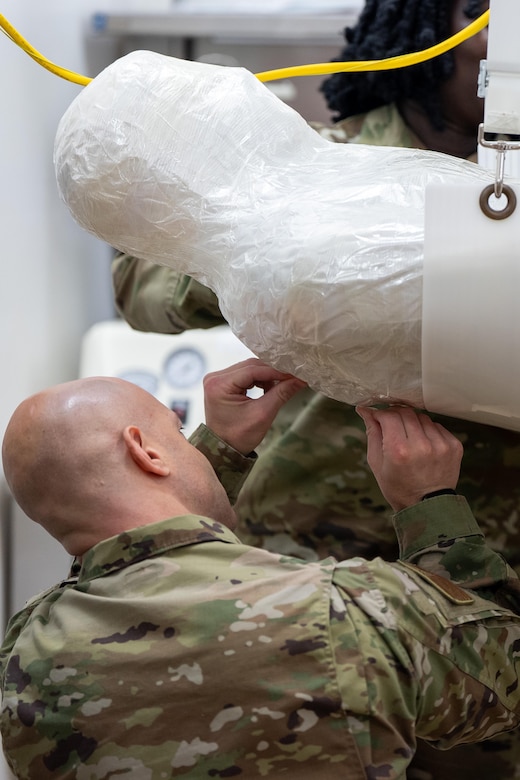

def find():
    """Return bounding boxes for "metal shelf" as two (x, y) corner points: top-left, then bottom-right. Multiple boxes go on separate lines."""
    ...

(91, 11), (357, 43)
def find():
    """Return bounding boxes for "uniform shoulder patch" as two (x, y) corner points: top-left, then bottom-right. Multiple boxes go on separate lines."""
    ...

(400, 561), (474, 605)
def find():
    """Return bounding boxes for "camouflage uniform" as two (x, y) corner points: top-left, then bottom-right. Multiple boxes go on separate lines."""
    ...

(110, 105), (520, 777)
(3, 424), (520, 779)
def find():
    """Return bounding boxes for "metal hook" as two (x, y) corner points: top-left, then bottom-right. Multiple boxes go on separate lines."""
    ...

(494, 148), (506, 198)
(477, 124), (520, 216)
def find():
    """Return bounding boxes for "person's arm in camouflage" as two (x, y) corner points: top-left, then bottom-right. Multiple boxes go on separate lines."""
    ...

(189, 425), (256, 506)
(333, 406), (520, 774)
(190, 358), (307, 504)
(359, 405), (515, 591)
(111, 253), (225, 333)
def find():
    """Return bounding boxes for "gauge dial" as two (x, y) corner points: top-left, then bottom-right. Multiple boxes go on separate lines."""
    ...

(164, 347), (207, 389)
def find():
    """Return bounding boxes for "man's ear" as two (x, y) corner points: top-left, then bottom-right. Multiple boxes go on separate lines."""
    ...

(123, 425), (170, 477)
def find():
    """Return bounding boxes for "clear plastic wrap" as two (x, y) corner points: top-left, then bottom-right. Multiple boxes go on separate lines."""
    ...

(54, 50), (492, 407)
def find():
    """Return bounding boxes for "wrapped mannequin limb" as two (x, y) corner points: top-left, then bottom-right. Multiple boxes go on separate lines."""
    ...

(54, 50), (493, 407)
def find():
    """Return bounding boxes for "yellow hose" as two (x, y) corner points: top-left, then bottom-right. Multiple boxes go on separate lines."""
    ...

(0, 9), (489, 88)
(0, 13), (91, 86)
(257, 10), (490, 81)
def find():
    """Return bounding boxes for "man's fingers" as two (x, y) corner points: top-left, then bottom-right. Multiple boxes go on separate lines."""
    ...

(367, 407), (449, 448)
(402, 412), (463, 461)
(253, 377), (307, 418)
(270, 376), (307, 403)
(356, 407), (383, 470)
(204, 358), (303, 398)
(366, 406), (418, 443)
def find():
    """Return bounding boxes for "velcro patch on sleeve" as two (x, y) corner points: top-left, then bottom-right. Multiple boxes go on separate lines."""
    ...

(400, 561), (475, 605)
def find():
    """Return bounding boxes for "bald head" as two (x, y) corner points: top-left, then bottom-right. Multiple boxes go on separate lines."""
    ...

(2, 377), (234, 555)
(2, 379), (147, 543)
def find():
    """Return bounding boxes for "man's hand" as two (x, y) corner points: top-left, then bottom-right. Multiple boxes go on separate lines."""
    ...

(203, 358), (307, 455)
(357, 406), (463, 511)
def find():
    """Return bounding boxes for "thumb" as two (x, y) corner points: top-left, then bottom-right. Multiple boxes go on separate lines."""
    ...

(261, 377), (307, 418)
(356, 405), (375, 430)
(356, 406), (382, 469)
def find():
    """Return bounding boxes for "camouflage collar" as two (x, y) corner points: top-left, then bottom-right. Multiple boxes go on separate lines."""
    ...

(78, 515), (241, 582)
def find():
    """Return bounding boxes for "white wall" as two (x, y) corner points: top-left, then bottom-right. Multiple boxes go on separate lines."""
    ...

(0, 0), (175, 443)
(1, 1), (111, 443)
(0, 3), (169, 777)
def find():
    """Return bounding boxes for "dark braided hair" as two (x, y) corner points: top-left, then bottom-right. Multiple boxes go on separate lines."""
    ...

(321, 0), (486, 130)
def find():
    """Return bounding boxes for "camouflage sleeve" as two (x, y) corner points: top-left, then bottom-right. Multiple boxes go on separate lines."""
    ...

(0, 580), (74, 681)
(329, 496), (520, 768)
(189, 423), (257, 505)
(332, 553), (520, 770)
(394, 494), (517, 592)
(111, 252), (225, 333)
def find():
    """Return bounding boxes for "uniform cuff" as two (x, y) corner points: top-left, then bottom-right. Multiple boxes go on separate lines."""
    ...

(189, 423), (256, 504)
(393, 495), (483, 561)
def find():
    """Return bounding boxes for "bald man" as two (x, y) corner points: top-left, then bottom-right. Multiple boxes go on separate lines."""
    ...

(2, 360), (520, 779)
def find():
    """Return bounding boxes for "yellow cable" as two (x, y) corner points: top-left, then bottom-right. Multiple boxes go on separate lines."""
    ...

(256, 9), (490, 81)
(0, 9), (489, 88)
(0, 13), (91, 86)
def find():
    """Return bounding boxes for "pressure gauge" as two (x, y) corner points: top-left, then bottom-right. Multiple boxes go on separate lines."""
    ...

(164, 347), (207, 389)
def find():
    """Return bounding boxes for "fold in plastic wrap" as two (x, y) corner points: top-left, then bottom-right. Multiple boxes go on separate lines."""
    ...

(54, 50), (492, 407)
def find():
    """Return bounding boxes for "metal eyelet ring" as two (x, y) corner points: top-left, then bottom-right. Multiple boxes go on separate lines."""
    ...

(479, 183), (517, 220)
